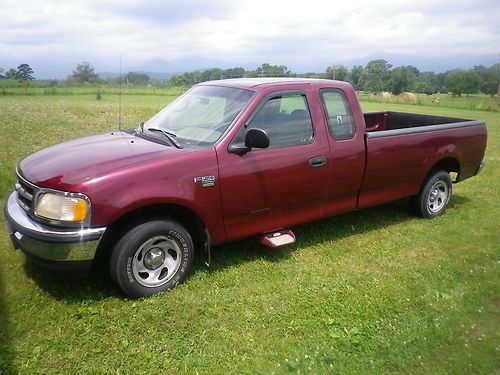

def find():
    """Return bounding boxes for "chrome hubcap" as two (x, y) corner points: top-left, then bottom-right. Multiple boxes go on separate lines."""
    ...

(132, 236), (182, 288)
(143, 248), (165, 270)
(427, 180), (448, 213)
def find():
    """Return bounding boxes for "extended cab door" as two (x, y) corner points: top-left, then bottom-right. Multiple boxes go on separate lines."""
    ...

(318, 88), (366, 216)
(216, 88), (330, 241)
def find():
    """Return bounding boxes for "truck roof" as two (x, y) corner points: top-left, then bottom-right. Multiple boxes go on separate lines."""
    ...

(199, 77), (350, 91)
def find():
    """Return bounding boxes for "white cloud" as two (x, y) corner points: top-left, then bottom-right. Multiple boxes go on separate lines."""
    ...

(0, 0), (498, 74)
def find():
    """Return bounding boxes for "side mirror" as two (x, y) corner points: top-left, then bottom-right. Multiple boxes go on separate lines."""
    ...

(228, 128), (270, 154)
(245, 128), (270, 149)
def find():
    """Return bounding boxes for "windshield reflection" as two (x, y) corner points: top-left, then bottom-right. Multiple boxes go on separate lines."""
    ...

(143, 85), (254, 147)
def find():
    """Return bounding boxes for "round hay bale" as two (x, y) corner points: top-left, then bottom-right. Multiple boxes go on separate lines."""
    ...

(377, 91), (392, 101)
(399, 92), (417, 102)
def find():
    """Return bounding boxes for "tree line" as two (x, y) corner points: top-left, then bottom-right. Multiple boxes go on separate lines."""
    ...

(0, 64), (35, 81)
(321, 60), (499, 97)
(1, 60), (499, 97)
(170, 60), (499, 97)
(161, 60), (500, 97)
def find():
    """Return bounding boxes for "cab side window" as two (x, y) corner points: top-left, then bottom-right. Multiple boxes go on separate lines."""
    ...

(321, 90), (355, 140)
(244, 93), (314, 149)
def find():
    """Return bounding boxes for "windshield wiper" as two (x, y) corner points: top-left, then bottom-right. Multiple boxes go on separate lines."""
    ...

(147, 128), (183, 149)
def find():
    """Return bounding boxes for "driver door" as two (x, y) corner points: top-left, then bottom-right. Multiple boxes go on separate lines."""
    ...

(217, 90), (330, 241)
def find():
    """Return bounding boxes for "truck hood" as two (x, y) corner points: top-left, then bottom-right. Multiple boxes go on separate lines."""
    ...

(19, 132), (183, 188)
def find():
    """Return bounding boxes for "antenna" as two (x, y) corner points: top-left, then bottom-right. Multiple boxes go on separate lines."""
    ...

(119, 54), (122, 132)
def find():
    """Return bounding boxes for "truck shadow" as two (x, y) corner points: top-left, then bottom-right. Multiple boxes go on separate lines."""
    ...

(23, 195), (470, 301)
(206, 194), (471, 272)
(22, 258), (119, 301)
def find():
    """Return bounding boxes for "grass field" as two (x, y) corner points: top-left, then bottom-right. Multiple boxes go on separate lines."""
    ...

(361, 93), (499, 113)
(0, 91), (498, 374)
(0, 83), (185, 97)
(1, 80), (498, 112)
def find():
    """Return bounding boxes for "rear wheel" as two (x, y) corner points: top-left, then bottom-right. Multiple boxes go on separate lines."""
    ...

(410, 170), (452, 218)
(110, 219), (194, 298)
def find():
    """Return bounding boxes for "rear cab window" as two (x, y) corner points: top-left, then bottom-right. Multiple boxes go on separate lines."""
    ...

(320, 89), (355, 140)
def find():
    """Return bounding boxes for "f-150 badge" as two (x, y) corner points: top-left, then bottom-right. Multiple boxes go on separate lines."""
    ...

(193, 175), (215, 188)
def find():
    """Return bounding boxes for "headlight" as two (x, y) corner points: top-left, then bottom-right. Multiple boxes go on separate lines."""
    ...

(35, 193), (89, 222)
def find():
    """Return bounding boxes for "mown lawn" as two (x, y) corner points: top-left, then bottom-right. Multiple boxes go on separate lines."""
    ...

(0, 92), (498, 374)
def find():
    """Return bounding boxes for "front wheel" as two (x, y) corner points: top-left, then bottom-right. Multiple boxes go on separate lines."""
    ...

(110, 219), (194, 298)
(410, 170), (452, 218)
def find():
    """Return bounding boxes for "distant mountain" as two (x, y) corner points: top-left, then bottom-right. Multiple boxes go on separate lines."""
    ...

(171, 57), (258, 72)
(131, 53), (497, 75)
(131, 57), (258, 73)
(133, 58), (180, 73)
(135, 71), (174, 80)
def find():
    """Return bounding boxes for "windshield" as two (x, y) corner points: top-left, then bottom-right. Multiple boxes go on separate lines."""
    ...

(143, 85), (254, 147)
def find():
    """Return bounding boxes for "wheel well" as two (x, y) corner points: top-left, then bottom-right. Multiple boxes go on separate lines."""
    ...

(96, 204), (207, 259)
(431, 157), (460, 181)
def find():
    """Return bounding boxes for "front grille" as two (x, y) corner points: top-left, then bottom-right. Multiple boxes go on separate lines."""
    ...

(15, 173), (38, 213)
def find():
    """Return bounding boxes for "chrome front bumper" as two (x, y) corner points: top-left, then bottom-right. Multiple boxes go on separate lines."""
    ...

(4, 192), (106, 262)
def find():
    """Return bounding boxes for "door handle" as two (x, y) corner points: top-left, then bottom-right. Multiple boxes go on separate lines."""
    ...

(309, 156), (327, 168)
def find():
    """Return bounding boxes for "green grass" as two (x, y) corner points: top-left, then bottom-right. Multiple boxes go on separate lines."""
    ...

(0, 92), (498, 374)
(1, 83), (498, 112)
(0, 82), (184, 97)
(358, 92), (500, 112)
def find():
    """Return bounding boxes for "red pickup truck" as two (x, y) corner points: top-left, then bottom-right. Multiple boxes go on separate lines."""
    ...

(4, 78), (486, 297)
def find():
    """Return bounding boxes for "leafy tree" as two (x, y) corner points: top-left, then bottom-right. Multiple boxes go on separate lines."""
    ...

(171, 68), (245, 86)
(70, 62), (99, 83)
(351, 65), (363, 90)
(224, 67), (245, 78)
(474, 64), (500, 97)
(298, 72), (324, 79)
(201, 68), (223, 82)
(486, 63), (500, 97)
(4, 68), (17, 79)
(445, 69), (481, 97)
(186, 71), (201, 84)
(326, 65), (350, 82)
(389, 66), (417, 95)
(416, 71), (440, 94)
(170, 75), (189, 87)
(358, 59), (392, 92)
(445, 70), (466, 96)
(435, 72), (447, 92)
(16, 64), (35, 81)
(255, 63), (292, 77)
(415, 81), (429, 94)
(123, 72), (150, 85)
(404, 65), (420, 77)
(243, 70), (258, 78)
(169, 71), (201, 87)
(461, 71), (481, 96)
(0, 68), (4, 79)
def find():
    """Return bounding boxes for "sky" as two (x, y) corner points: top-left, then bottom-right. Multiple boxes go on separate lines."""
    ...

(1, 0), (499, 77)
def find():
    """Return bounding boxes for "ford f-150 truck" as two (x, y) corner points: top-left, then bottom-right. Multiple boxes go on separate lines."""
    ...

(4, 78), (487, 297)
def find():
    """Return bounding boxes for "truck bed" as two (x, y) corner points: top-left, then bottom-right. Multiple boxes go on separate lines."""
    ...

(359, 110), (486, 210)
(363, 111), (483, 137)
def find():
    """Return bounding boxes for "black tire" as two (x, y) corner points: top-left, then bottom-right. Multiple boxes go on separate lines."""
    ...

(410, 169), (452, 218)
(110, 219), (194, 298)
